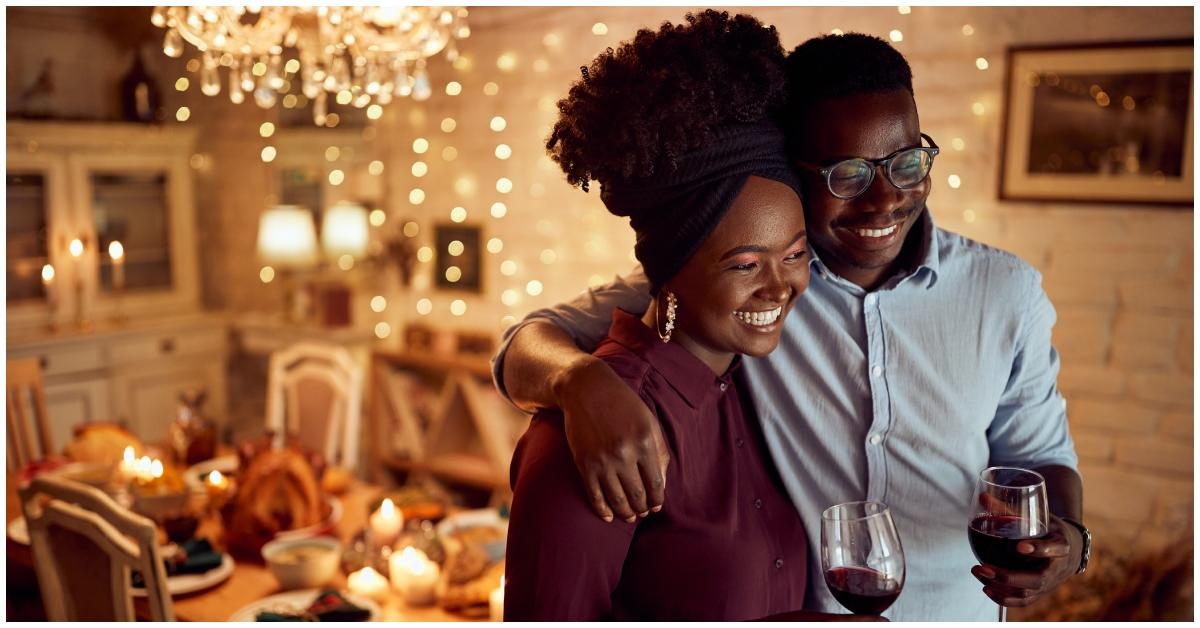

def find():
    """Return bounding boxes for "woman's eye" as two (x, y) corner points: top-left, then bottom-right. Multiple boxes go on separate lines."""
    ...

(785, 249), (808, 261)
(729, 262), (756, 272)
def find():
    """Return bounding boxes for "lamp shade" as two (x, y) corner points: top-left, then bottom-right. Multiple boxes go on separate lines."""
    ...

(257, 205), (318, 267)
(321, 201), (370, 259)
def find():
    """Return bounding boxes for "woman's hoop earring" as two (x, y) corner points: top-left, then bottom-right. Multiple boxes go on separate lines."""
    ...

(657, 291), (678, 343)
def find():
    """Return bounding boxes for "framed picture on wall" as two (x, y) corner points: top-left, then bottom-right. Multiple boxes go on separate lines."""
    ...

(434, 223), (482, 292)
(999, 39), (1193, 206)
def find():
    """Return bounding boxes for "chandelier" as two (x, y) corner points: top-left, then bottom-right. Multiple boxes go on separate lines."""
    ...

(151, 6), (469, 125)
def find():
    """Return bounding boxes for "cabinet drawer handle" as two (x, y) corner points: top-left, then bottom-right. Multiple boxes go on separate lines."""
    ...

(160, 339), (176, 354)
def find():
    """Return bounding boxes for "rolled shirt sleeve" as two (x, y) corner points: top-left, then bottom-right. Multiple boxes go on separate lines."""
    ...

(987, 268), (1079, 472)
(490, 266), (652, 404)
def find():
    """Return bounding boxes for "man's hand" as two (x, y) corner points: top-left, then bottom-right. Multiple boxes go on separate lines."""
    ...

(970, 514), (1084, 607)
(553, 356), (669, 523)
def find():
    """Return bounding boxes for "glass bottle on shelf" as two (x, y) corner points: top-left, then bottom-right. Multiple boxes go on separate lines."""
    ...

(169, 389), (217, 465)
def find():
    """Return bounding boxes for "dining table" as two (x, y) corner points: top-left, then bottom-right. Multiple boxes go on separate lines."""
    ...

(6, 472), (489, 622)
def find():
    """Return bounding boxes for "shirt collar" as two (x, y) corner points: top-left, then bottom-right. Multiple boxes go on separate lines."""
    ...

(606, 308), (741, 409)
(808, 206), (941, 291)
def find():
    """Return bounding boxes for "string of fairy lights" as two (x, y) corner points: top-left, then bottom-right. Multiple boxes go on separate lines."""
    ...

(171, 8), (1008, 338)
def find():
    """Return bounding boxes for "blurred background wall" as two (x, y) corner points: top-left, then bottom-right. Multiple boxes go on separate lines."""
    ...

(7, 5), (1193, 619)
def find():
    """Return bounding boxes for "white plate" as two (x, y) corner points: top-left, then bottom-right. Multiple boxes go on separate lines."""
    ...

(8, 516), (29, 545)
(227, 588), (381, 622)
(132, 552), (235, 597)
(435, 508), (508, 538)
(184, 455), (239, 493)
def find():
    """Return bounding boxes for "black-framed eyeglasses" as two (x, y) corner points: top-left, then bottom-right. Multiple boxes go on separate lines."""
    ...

(796, 133), (940, 200)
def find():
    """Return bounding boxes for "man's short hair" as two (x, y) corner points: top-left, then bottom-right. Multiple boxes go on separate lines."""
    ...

(784, 32), (914, 125)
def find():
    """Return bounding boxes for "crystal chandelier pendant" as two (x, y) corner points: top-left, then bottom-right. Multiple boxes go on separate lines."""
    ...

(162, 29), (183, 58)
(200, 52), (221, 96)
(153, 6), (469, 126)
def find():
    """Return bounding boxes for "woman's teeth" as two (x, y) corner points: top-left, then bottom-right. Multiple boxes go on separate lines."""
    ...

(733, 306), (783, 326)
(855, 224), (898, 238)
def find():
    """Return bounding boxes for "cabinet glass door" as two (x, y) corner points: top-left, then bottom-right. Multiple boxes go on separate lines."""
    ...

(91, 172), (173, 292)
(6, 172), (51, 303)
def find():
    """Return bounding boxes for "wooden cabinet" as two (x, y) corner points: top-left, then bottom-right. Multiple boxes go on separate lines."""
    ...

(8, 315), (229, 451)
(6, 121), (201, 334)
(6, 122), (225, 451)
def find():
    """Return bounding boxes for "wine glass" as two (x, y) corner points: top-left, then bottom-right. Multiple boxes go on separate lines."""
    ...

(821, 501), (905, 616)
(968, 466), (1050, 622)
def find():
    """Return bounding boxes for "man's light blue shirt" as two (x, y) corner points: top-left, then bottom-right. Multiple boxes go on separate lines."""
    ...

(492, 210), (1078, 621)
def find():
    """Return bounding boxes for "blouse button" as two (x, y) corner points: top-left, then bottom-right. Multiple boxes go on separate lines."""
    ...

(719, 381), (728, 391)
(754, 498), (763, 510)
(774, 558), (784, 570)
(735, 438), (744, 448)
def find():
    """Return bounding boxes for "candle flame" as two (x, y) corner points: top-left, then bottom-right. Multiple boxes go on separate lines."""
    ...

(41, 264), (55, 283)
(208, 470), (224, 485)
(69, 238), (84, 258)
(108, 240), (125, 260)
(380, 498), (395, 517)
(123, 446), (135, 464)
(151, 459), (164, 478)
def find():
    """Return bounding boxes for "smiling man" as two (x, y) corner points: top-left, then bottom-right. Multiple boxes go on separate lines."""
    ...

(491, 32), (1085, 621)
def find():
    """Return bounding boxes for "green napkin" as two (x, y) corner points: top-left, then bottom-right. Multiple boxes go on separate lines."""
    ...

(131, 538), (223, 587)
(254, 589), (371, 622)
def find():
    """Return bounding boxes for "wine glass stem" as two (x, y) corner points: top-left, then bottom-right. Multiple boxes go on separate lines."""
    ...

(998, 604), (1006, 622)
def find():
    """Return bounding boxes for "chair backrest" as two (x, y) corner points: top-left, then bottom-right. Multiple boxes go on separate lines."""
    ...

(8, 357), (53, 471)
(265, 342), (363, 469)
(18, 476), (174, 621)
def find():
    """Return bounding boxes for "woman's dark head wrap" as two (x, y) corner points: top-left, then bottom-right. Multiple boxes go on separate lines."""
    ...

(600, 120), (804, 293)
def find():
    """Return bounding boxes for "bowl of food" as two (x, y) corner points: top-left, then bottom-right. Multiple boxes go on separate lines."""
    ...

(261, 536), (343, 591)
(131, 460), (189, 520)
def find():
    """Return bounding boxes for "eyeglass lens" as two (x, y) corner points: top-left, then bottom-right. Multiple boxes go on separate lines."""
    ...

(827, 148), (934, 199)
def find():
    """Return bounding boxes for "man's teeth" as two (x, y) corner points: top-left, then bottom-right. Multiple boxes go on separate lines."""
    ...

(733, 306), (783, 326)
(855, 224), (898, 238)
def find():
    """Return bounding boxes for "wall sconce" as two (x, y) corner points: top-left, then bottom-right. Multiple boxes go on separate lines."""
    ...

(321, 201), (370, 260)
(257, 204), (318, 268)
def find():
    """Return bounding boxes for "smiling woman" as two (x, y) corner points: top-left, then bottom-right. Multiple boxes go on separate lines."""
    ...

(504, 10), (822, 622)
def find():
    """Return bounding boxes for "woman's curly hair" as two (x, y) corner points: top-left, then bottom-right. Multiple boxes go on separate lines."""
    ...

(546, 10), (787, 190)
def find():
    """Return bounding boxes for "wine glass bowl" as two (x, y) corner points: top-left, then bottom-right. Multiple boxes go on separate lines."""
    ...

(968, 467), (1050, 572)
(820, 501), (905, 615)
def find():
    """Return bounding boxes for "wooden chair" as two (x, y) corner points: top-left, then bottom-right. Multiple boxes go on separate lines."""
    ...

(266, 341), (363, 470)
(18, 476), (174, 621)
(8, 357), (53, 471)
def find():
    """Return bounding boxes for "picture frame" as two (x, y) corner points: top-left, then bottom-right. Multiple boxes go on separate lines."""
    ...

(999, 39), (1193, 206)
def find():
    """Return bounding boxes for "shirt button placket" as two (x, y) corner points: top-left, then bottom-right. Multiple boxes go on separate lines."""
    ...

(863, 291), (889, 501)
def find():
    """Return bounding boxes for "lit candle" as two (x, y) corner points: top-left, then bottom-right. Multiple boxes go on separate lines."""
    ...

(41, 263), (55, 288)
(389, 546), (440, 607)
(347, 566), (391, 602)
(120, 445), (136, 477)
(368, 498), (404, 548)
(205, 469), (230, 506)
(489, 576), (505, 622)
(108, 240), (125, 291)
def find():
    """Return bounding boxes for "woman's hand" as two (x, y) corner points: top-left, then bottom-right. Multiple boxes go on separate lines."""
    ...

(553, 356), (670, 522)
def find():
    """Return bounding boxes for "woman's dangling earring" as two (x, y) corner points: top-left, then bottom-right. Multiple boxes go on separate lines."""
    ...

(657, 291), (678, 343)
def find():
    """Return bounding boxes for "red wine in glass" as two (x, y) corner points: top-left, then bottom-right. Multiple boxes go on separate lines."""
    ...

(968, 514), (1051, 571)
(821, 501), (905, 616)
(968, 467), (1049, 622)
(824, 565), (903, 615)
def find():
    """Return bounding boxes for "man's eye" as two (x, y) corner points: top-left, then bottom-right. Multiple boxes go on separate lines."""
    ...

(785, 249), (808, 261)
(729, 262), (756, 272)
